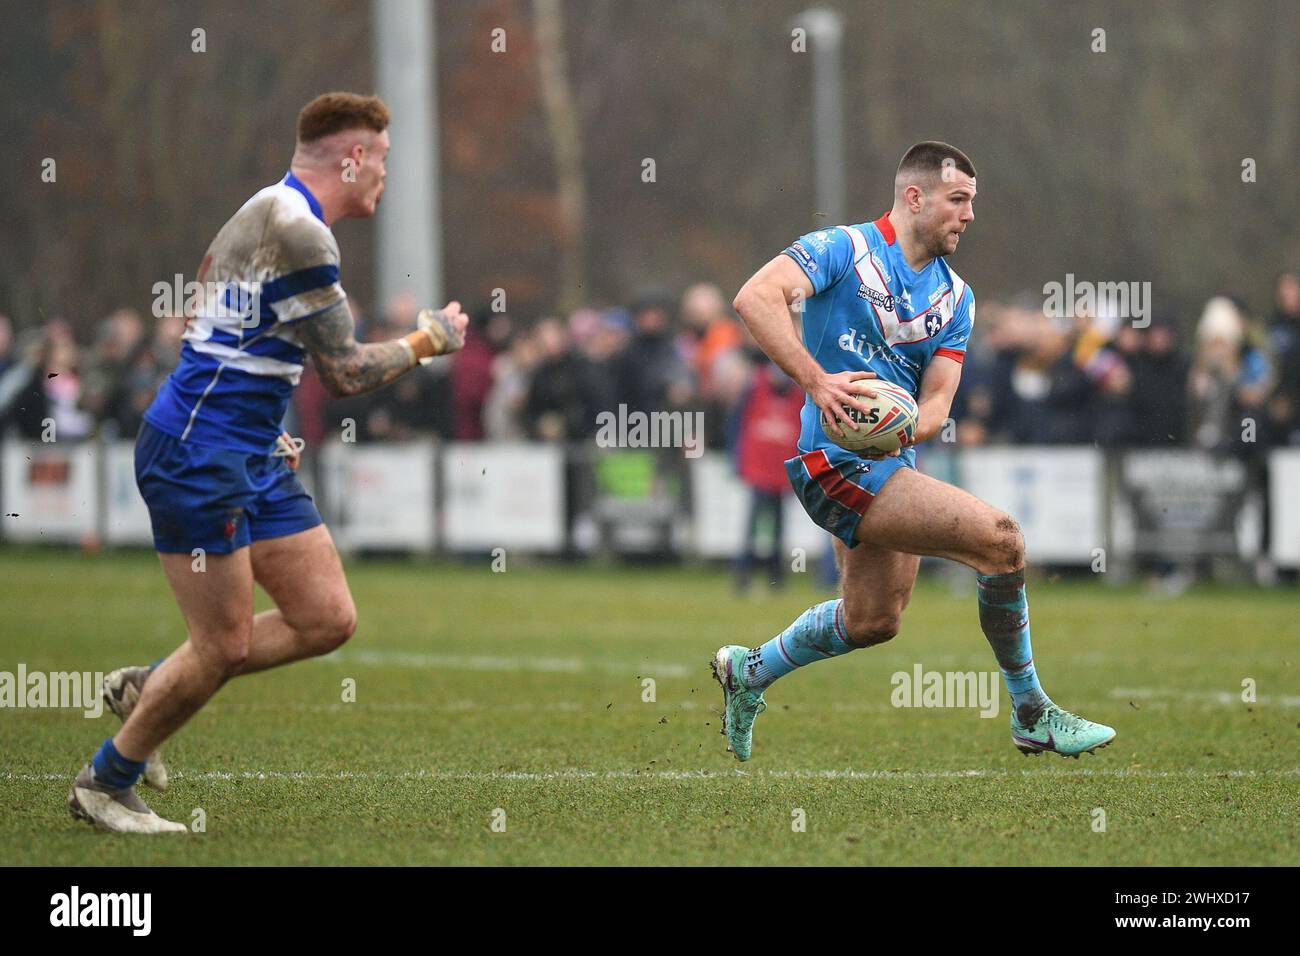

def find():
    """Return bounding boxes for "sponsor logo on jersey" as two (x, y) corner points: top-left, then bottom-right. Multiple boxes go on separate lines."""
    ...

(787, 241), (817, 273)
(836, 328), (920, 371)
(857, 285), (896, 311)
(928, 281), (950, 307)
(870, 251), (892, 284)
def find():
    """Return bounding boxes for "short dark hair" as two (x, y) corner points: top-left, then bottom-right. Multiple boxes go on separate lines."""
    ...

(897, 141), (976, 182)
(297, 92), (390, 144)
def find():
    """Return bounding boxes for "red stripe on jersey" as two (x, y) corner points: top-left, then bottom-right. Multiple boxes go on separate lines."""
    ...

(803, 449), (874, 515)
(873, 212), (896, 245)
(934, 348), (966, 364)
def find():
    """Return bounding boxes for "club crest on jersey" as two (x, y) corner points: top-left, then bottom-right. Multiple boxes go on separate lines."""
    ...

(807, 231), (835, 252)
(924, 312), (943, 336)
(857, 285), (896, 311)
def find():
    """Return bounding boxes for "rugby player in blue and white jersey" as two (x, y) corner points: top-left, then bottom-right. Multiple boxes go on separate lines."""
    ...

(713, 142), (1115, 762)
(69, 93), (468, 832)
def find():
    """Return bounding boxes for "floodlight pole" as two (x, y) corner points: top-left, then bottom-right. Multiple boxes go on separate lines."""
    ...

(797, 8), (846, 224)
(372, 0), (442, 320)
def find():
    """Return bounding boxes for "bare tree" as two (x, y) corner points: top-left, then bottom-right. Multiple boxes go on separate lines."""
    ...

(533, 0), (588, 315)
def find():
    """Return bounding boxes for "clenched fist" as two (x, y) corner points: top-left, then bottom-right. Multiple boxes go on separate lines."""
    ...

(413, 300), (469, 362)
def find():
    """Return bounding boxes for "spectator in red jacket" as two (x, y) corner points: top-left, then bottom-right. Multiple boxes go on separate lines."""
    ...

(452, 308), (511, 441)
(731, 358), (805, 592)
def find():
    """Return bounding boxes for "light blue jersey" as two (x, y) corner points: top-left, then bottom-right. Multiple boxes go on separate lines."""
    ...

(783, 212), (974, 466)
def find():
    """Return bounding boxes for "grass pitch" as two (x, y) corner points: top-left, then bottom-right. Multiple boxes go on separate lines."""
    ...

(1, 547), (1296, 865)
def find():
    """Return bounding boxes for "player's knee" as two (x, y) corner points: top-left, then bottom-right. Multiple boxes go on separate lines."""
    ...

(208, 637), (249, 677)
(980, 513), (1024, 575)
(334, 602), (359, 647)
(285, 590), (357, 656)
(843, 611), (902, 647)
(310, 600), (358, 655)
(188, 619), (251, 676)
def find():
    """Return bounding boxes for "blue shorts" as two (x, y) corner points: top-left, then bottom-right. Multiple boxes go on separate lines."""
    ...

(785, 447), (915, 548)
(134, 421), (321, 554)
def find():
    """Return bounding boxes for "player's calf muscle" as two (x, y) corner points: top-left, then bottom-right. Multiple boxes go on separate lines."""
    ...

(837, 541), (917, 646)
(842, 611), (901, 647)
(841, 584), (913, 645)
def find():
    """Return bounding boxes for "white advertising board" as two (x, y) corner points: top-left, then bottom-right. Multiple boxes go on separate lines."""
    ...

(102, 441), (153, 545)
(320, 440), (436, 551)
(690, 453), (830, 559)
(1, 441), (98, 543)
(956, 447), (1104, 565)
(441, 442), (565, 552)
(1270, 449), (1300, 567)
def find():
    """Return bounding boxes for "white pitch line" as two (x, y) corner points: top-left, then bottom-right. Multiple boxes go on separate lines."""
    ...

(202, 699), (715, 715)
(198, 693), (1292, 716)
(1110, 687), (1300, 707)
(316, 650), (1294, 703)
(205, 700), (598, 714)
(5, 768), (1298, 783)
(324, 649), (693, 679)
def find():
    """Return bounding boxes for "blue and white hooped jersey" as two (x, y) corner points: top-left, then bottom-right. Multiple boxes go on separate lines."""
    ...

(144, 172), (346, 453)
(783, 212), (974, 464)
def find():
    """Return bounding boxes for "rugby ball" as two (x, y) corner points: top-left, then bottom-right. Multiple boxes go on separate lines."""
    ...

(820, 379), (918, 454)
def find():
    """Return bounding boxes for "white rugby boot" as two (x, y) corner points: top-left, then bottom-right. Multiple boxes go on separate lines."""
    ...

(68, 763), (186, 834)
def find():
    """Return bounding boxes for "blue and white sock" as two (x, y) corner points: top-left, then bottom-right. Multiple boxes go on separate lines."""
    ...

(976, 568), (1052, 722)
(90, 737), (147, 789)
(743, 599), (858, 690)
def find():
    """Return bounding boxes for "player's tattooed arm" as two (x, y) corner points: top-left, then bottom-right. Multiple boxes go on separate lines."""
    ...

(299, 299), (414, 398)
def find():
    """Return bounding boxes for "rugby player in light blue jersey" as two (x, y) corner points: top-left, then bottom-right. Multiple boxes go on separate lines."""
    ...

(713, 142), (1115, 762)
(69, 93), (468, 832)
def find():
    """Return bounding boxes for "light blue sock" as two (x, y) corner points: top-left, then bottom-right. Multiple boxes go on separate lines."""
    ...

(743, 599), (858, 690)
(976, 568), (1051, 721)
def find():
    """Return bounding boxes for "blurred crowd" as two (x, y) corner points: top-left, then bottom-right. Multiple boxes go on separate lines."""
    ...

(951, 275), (1300, 456)
(291, 283), (752, 451)
(0, 310), (186, 442)
(2, 272), (1299, 465)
